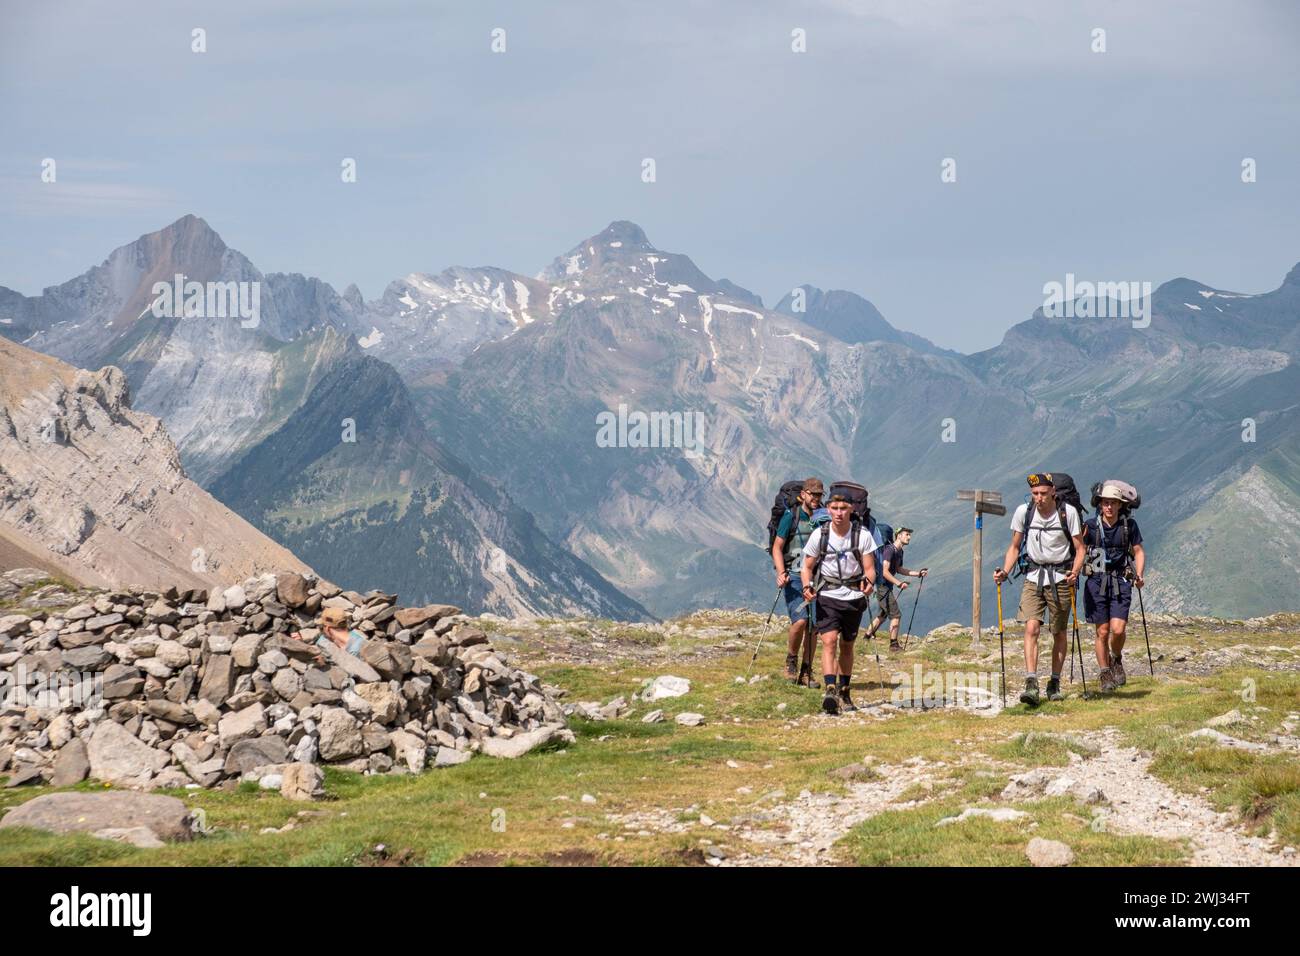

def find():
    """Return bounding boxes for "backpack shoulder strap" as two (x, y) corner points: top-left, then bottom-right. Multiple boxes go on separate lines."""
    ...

(849, 516), (864, 573)
(1058, 505), (1077, 562)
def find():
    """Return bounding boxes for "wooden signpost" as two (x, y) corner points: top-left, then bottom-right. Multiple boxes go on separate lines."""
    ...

(957, 490), (1006, 645)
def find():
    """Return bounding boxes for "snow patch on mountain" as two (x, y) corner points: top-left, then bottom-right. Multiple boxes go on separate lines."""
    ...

(714, 303), (763, 320)
(774, 329), (820, 351)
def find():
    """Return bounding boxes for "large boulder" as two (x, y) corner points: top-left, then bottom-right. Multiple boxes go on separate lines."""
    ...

(318, 641), (381, 683)
(197, 654), (235, 706)
(280, 763), (325, 801)
(316, 707), (363, 761)
(394, 604), (461, 630)
(217, 703), (267, 748)
(86, 721), (171, 787)
(479, 724), (575, 759)
(224, 736), (290, 775)
(275, 571), (311, 609)
(0, 792), (193, 843)
(354, 683), (403, 724)
(361, 642), (413, 681)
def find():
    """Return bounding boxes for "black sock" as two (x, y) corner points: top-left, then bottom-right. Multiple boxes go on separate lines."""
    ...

(1051, 672), (1061, 682)
(824, 676), (837, 689)
(838, 674), (850, 687)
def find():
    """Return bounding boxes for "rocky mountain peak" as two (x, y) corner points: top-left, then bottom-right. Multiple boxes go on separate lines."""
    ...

(0, 336), (311, 590)
(593, 220), (653, 249)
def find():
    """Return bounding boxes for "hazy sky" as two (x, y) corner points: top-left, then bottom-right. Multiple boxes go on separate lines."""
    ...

(2, 0), (1297, 352)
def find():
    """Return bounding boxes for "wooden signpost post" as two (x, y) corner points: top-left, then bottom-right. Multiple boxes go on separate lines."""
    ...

(957, 490), (1006, 646)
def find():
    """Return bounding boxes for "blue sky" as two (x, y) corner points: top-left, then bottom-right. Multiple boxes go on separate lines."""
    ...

(2, 0), (1297, 352)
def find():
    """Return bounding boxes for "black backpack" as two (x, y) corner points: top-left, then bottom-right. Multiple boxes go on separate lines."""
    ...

(1014, 471), (1085, 578)
(813, 481), (876, 588)
(766, 480), (806, 551)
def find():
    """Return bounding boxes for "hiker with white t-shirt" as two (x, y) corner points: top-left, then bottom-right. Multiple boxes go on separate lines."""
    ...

(800, 494), (877, 715)
(993, 473), (1085, 706)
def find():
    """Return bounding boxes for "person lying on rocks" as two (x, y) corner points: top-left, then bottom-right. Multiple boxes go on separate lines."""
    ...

(291, 606), (364, 660)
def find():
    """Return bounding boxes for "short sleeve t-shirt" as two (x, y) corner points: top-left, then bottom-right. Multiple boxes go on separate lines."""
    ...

(1011, 502), (1082, 585)
(878, 543), (904, 591)
(774, 507), (816, 567)
(803, 524), (878, 603)
(1086, 516), (1142, 570)
(317, 629), (365, 657)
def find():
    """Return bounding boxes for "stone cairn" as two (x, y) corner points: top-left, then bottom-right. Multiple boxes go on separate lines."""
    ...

(0, 570), (571, 801)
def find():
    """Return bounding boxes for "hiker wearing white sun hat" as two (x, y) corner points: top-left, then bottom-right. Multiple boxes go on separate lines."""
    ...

(1083, 480), (1146, 692)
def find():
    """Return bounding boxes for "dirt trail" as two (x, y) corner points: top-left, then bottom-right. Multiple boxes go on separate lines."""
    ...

(716, 726), (1296, 866)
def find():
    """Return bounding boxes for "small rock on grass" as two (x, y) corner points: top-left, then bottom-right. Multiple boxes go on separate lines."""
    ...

(1026, 836), (1075, 867)
(935, 807), (1026, 827)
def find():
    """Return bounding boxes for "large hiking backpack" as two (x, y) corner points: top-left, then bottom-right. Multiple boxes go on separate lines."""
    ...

(1046, 472), (1084, 516)
(766, 480), (806, 551)
(827, 481), (870, 525)
(1014, 471), (1085, 579)
(815, 481), (891, 586)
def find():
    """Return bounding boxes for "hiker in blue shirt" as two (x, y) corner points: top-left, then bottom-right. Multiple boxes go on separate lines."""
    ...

(772, 478), (824, 686)
(1083, 482), (1146, 693)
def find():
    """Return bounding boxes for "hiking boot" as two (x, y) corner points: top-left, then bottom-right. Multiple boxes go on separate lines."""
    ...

(1099, 667), (1118, 693)
(784, 653), (799, 682)
(838, 685), (858, 713)
(1110, 655), (1127, 687)
(889, 639), (902, 652)
(1019, 676), (1041, 707)
(797, 664), (815, 688)
(821, 686), (840, 715)
(1045, 677), (1063, 701)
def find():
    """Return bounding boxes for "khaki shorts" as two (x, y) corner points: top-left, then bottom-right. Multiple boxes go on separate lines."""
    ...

(1017, 581), (1072, 634)
(876, 586), (901, 620)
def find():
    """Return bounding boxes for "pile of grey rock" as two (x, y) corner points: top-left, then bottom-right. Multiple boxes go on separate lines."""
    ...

(0, 570), (571, 800)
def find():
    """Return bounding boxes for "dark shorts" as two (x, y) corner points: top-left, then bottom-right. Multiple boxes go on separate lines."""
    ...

(1084, 573), (1132, 625)
(814, 595), (866, 642)
(782, 578), (810, 623)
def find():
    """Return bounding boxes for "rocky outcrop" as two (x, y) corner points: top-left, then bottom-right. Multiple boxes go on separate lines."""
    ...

(0, 569), (572, 796)
(0, 337), (311, 591)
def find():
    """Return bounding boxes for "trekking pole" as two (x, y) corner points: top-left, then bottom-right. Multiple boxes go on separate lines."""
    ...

(746, 586), (784, 677)
(1070, 583), (1088, 698)
(1067, 577), (1075, 683)
(996, 580), (1007, 708)
(1136, 582), (1154, 676)
(764, 585), (782, 627)
(800, 590), (816, 683)
(901, 572), (926, 651)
